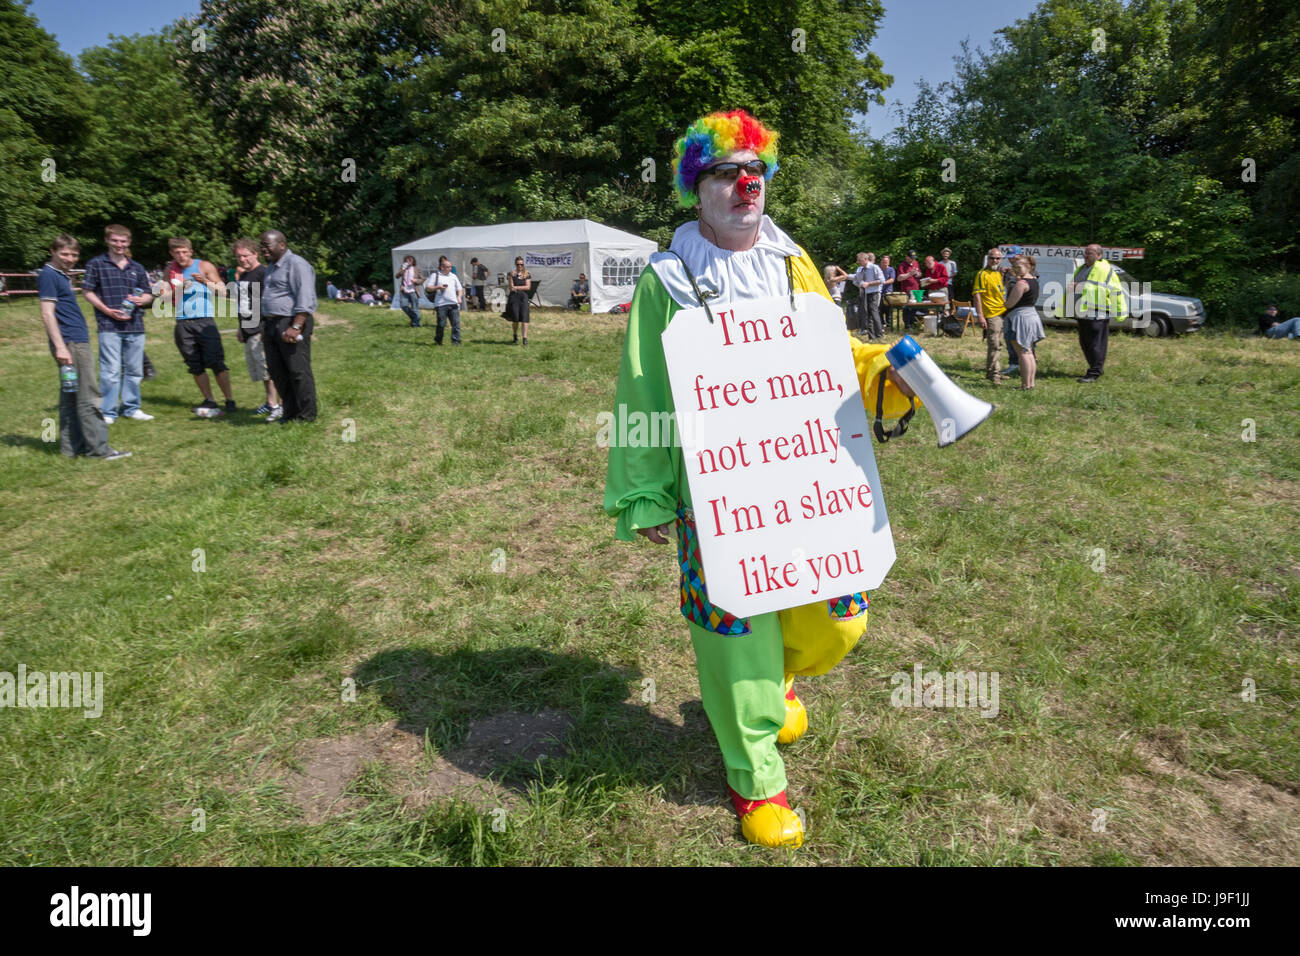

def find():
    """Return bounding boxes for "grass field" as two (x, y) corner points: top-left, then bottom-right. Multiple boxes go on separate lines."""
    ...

(0, 295), (1296, 866)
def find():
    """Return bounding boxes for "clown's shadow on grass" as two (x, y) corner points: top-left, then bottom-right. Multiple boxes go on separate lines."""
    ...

(353, 646), (718, 808)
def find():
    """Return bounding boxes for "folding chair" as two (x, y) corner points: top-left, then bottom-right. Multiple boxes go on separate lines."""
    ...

(954, 300), (975, 334)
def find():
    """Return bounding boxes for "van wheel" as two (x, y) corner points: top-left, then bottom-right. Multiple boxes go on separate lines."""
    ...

(1143, 314), (1169, 337)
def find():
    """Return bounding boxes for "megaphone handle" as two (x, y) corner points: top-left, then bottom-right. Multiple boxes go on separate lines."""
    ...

(873, 375), (916, 442)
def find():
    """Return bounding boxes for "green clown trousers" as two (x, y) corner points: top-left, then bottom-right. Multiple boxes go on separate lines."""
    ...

(687, 612), (790, 801)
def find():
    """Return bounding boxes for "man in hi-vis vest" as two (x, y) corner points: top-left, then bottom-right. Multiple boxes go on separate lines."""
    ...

(1071, 243), (1128, 382)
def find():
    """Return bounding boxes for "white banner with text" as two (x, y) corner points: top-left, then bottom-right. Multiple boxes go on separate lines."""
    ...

(662, 292), (895, 618)
(524, 251), (574, 268)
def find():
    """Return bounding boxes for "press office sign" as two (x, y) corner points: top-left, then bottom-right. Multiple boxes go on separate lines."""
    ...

(524, 251), (574, 268)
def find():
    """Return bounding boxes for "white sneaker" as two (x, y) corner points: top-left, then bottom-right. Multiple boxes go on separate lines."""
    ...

(102, 416), (116, 426)
(125, 410), (154, 421)
(265, 405), (284, 422)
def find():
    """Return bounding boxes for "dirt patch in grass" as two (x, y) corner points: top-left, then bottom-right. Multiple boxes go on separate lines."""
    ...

(1030, 738), (1300, 866)
(310, 310), (353, 328)
(267, 709), (574, 822)
(1114, 742), (1300, 865)
(275, 723), (407, 823)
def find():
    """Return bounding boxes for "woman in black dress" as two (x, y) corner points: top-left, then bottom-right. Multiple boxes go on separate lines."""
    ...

(506, 257), (532, 345)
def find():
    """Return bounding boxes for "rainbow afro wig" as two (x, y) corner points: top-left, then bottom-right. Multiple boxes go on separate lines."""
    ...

(672, 109), (779, 209)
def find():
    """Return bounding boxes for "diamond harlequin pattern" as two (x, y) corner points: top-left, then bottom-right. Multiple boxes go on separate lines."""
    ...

(677, 508), (749, 635)
(675, 508), (869, 634)
(828, 593), (868, 619)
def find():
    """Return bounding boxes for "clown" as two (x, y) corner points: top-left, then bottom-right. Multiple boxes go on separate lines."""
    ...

(604, 110), (919, 848)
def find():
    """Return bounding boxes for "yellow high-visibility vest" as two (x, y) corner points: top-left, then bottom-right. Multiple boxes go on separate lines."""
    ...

(1075, 259), (1128, 320)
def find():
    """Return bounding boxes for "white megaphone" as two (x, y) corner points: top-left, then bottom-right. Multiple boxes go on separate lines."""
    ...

(884, 335), (994, 447)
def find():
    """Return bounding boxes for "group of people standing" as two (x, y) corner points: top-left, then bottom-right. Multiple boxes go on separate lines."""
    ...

(38, 224), (320, 461)
(826, 241), (1139, 392)
(396, 254), (471, 345)
(972, 248), (1044, 388)
(974, 243), (1134, 389)
(824, 248), (960, 338)
(395, 254), (536, 345)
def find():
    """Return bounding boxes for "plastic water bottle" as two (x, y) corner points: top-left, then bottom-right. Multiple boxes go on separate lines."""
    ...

(60, 364), (78, 393)
(121, 287), (142, 318)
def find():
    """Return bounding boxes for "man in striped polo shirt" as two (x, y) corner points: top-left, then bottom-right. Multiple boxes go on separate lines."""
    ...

(81, 224), (155, 424)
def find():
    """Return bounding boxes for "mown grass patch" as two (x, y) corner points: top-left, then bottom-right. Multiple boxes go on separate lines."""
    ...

(0, 297), (1295, 866)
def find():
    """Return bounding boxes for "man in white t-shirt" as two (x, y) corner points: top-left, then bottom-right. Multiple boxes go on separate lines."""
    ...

(940, 247), (957, 281)
(939, 247), (958, 318)
(425, 255), (465, 345)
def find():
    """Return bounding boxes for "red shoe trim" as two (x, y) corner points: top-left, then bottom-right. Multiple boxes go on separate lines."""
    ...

(785, 685), (797, 702)
(728, 785), (790, 819)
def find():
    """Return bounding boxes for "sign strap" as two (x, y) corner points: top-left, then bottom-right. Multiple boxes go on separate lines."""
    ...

(664, 251), (716, 324)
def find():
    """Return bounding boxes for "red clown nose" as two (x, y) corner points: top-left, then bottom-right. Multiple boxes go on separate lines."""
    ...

(736, 174), (763, 197)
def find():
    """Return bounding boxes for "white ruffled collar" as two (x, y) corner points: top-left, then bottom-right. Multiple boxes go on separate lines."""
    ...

(649, 216), (803, 307)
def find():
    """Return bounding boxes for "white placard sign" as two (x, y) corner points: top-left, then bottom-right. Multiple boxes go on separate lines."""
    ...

(662, 292), (895, 618)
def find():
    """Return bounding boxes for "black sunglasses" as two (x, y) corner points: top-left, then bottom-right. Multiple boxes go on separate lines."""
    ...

(697, 160), (768, 183)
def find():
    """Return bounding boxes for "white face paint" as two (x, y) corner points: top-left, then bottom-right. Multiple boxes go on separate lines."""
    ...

(696, 149), (764, 251)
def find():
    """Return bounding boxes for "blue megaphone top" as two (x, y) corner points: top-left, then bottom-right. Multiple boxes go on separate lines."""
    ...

(885, 334), (923, 369)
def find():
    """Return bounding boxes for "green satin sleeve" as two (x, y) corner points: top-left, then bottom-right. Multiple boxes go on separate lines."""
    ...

(603, 267), (685, 541)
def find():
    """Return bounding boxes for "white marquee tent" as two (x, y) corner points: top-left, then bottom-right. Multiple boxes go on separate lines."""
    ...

(390, 219), (659, 313)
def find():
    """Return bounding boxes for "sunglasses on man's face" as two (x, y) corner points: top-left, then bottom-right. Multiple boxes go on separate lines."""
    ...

(697, 160), (768, 183)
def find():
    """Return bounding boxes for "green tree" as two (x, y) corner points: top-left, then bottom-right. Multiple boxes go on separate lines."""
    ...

(178, 0), (419, 281)
(0, 0), (102, 266)
(829, 0), (1257, 314)
(177, 0), (893, 280)
(1169, 0), (1300, 262)
(78, 31), (240, 267)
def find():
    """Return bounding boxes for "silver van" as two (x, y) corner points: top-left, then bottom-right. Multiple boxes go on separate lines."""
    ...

(1031, 257), (1206, 337)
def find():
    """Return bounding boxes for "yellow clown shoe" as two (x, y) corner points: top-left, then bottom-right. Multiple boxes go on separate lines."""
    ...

(778, 681), (808, 744)
(729, 787), (804, 849)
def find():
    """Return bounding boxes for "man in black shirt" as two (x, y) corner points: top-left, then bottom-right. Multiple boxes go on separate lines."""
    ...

(1259, 304), (1300, 339)
(232, 239), (281, 418)
(470, 257), (489, 311)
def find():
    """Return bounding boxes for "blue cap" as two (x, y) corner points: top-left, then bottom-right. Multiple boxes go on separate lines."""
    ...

(885, 335), (922, 369)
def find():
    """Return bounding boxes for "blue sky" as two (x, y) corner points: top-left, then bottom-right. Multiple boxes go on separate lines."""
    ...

(29, 0), (1041, 139)
(863, 0), (1041, 137)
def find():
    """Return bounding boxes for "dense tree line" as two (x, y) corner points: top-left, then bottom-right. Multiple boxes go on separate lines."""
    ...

(1, 0), (1292, 323)
(809, 0), (1299, 320)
